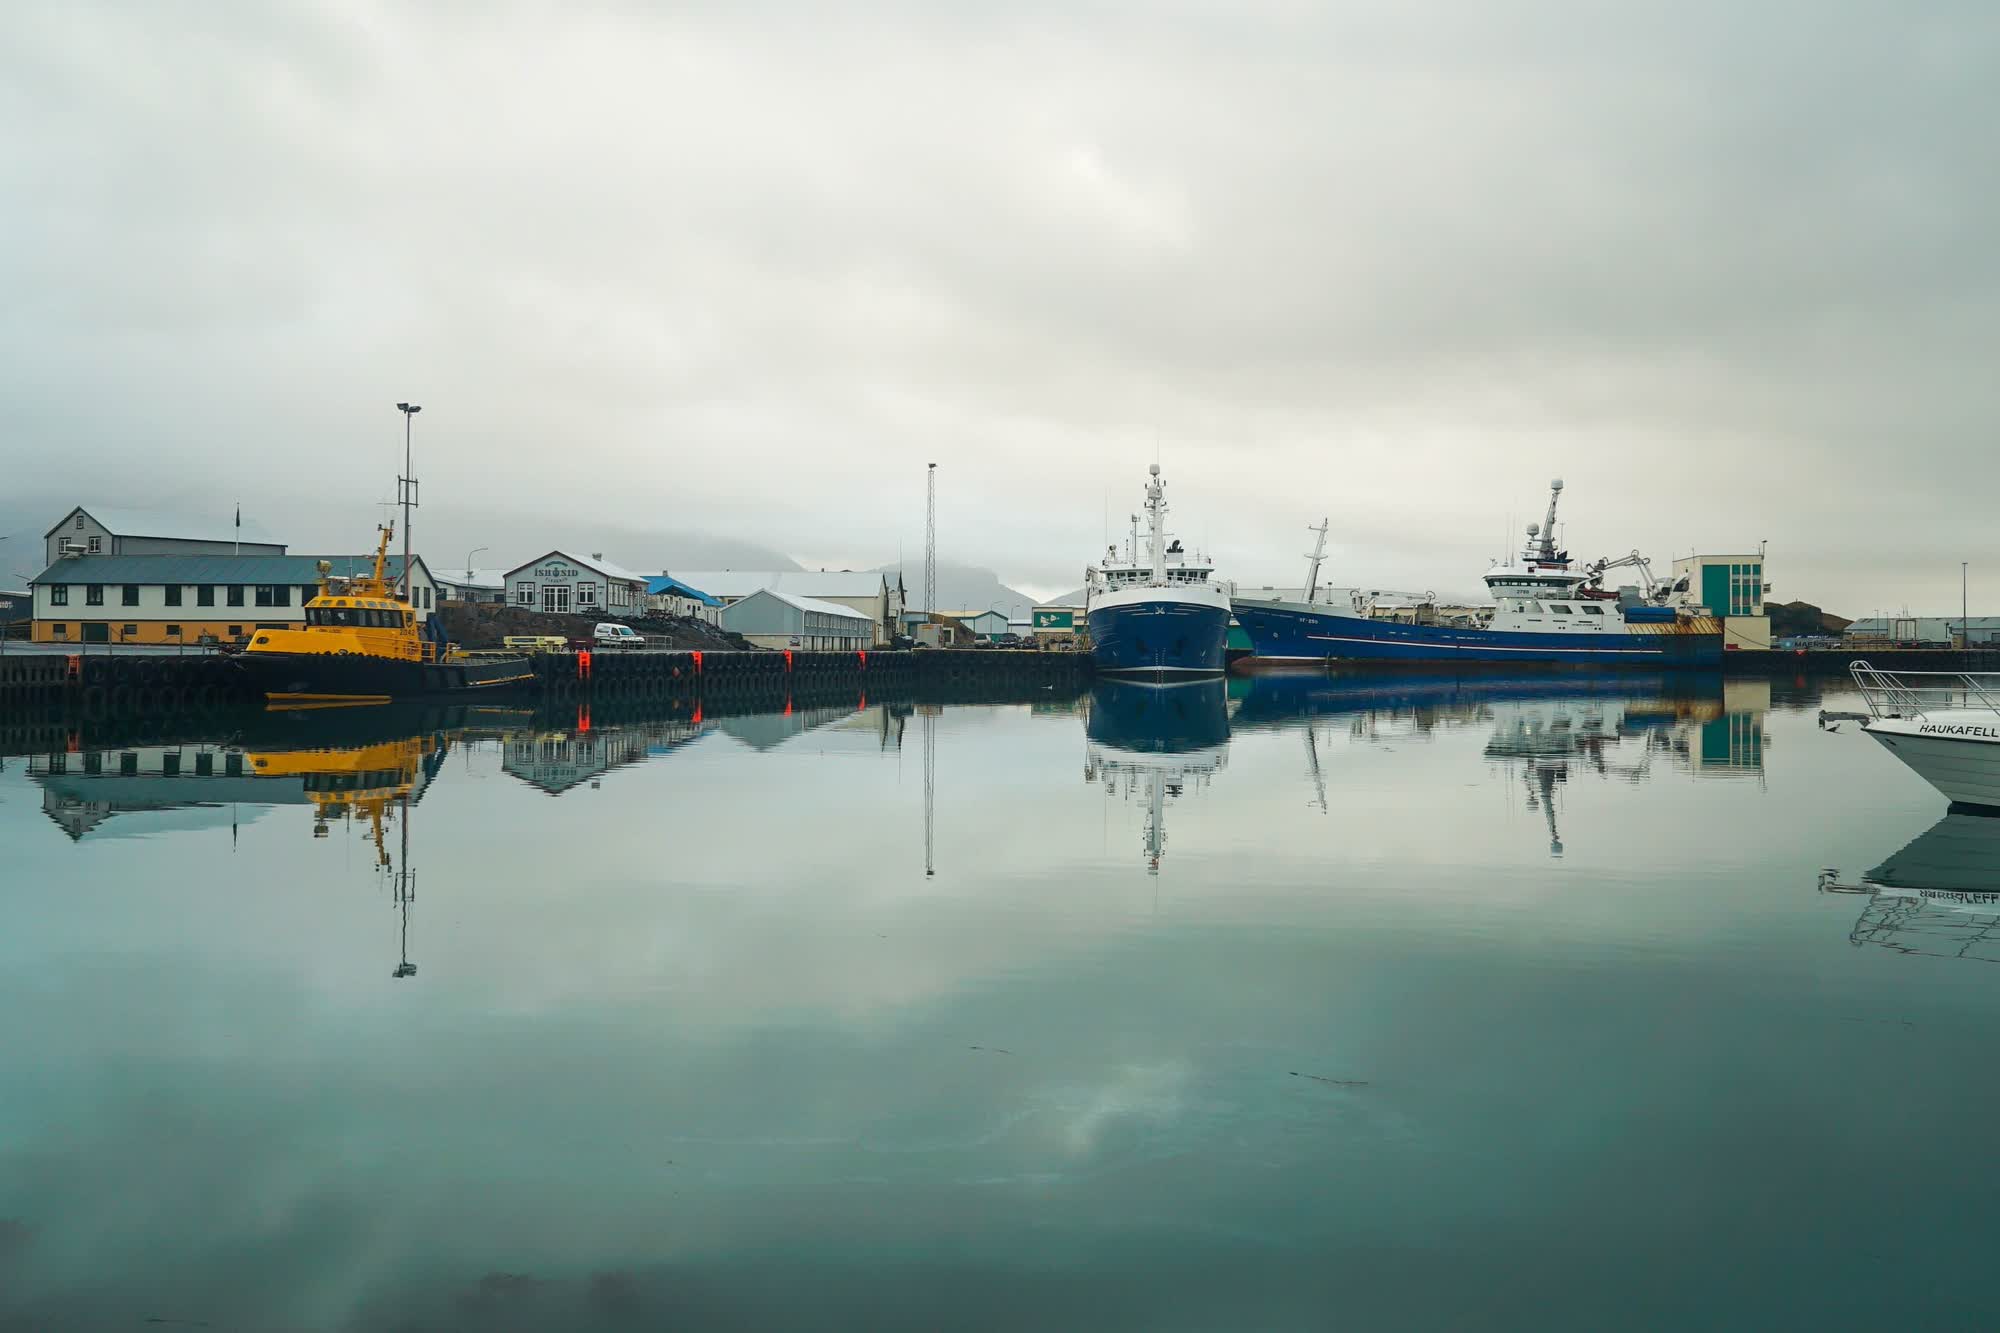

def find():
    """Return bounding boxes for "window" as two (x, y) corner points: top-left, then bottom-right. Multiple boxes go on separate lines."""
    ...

(515, 583), (535, 606)
(122, 624), (138, 636)
(1550, 604), (1573, 615)
(51, 585), (69, 606)
(85, 584), (104, 606)
(74, 516), (84, 530)
(227, 586), (245, 607)
(197, 585), (215, 607)
(87, 535), (102, 553)
(301, 586), (317, 605)
(165, 585), (183, 607)
(1581, 604), (1605, 616)
(577, 582), (599, 607)
(227, 625), (242, 636)
(51, 623), (67, 640)
(162, 753), (181, 777)
(194, 752), (213, 776)
(120, 753), (137, 776)
(254, 584), (290, 607)
(120, 584), (139, 606)
(225, 753), (243, 777)
(165, 624), (181, 638)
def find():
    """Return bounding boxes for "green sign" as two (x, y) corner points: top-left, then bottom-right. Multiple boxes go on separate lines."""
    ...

(1034, 609), (1075, 630)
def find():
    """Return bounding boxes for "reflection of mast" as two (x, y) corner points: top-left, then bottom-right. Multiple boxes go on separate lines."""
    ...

(1142, 769), (1167, 874)
(392, 792), (416, 978)
(1304, 726), (1328, 813)
(922, 707), (935, 878)
(1523, 761), (1565, 857)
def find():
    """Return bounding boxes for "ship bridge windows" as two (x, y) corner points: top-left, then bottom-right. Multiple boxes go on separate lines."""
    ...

(1581, 604), (1605, 615)
(1550, 604), (1573, 615)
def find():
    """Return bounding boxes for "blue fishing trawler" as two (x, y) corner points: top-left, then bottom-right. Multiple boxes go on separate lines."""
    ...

(1231, 480), (1722, 669)
(1084, 464), (1231, 677)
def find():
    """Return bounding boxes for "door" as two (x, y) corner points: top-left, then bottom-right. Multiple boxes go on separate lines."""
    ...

(82, 622), (109, 643)
(542, 583), (571, 614)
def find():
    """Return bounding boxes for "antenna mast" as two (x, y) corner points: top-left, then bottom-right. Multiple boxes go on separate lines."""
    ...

(396, 402), (422, 597)
(925, 463), (937, 624)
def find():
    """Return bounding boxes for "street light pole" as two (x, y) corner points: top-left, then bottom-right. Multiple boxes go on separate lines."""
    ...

(1964, 561), (1970, 650)
(396, 402), (422, 598)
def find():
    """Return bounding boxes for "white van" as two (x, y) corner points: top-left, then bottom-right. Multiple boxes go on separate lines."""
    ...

(593, 623), (644, 649)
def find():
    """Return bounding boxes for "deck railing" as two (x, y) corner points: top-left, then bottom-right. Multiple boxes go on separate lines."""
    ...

(1850, 660), (2000, 720)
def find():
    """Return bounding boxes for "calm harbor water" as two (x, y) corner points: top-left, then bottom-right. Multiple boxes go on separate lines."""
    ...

(3, 674), (1997, 1330)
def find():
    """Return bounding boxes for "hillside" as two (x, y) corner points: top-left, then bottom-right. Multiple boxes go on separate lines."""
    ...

(872, 560), (1039, 620)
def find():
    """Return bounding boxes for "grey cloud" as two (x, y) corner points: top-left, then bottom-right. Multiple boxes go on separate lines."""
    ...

(3, 0), (1997, 610)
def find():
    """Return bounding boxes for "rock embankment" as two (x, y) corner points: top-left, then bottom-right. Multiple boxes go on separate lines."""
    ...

(439, 603), (748, 651)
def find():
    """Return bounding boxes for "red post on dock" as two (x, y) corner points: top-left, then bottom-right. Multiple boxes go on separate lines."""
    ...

(784, 650), (794, 671)
(692, 650), (703, 673)
(577, 649), (592, 680)
(857, 649), (867, 669)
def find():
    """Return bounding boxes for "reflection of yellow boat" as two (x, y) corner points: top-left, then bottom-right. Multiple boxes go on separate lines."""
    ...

(250, 736), (434, 843)
(249, 736), (430, 976)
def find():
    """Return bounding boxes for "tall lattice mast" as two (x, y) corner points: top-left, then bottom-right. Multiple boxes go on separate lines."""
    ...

(925, 463), (937, 621)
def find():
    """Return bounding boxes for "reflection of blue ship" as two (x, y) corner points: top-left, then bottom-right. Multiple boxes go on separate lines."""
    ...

(1087, 678), (1231, 752)
(1084, 680), (1230, 874)
(1228, 671), (1721, 730)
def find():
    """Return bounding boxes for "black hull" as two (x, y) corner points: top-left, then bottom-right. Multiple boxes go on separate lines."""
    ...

(233, 651), (534, 702)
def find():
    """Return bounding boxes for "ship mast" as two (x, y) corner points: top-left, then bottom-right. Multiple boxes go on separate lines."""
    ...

(1531, 478), (1564, 564)
(1303, 518), (1329, 602)
(1145, 463), (1167, 586)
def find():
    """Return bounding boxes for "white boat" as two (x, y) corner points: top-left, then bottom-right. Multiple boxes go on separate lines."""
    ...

(1852, 661), (2000, 808)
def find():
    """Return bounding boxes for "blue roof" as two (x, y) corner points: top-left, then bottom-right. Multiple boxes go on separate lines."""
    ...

(30, 554), (432, 585)
(646, 574), (721, 606)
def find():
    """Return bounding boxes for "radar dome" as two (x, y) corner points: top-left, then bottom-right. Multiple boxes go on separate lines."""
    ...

(1551, 478), (1564, 490)
(1527, 522), (1540, 535)
(1149, 463), (1161, 476)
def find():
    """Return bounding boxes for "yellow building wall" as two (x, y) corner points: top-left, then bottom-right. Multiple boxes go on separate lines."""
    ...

(32, 618), (286, 644)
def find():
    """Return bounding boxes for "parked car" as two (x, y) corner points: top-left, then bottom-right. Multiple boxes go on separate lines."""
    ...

(592, 623), (645, 649)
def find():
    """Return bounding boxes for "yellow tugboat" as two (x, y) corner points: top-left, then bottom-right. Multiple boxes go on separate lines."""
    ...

(235, 523), (533, 705)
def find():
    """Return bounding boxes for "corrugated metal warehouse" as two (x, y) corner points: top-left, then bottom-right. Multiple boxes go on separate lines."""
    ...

(719, 588), (873, 650)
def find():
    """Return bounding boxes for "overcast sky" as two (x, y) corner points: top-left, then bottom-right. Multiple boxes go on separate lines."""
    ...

(4, 1), (1996, 611)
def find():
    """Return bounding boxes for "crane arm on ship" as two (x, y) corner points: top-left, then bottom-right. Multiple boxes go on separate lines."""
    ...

(1582, 549), (1668, 601)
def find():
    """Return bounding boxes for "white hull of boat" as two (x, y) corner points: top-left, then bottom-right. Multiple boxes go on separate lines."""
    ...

(1863, 717), (2000, 809)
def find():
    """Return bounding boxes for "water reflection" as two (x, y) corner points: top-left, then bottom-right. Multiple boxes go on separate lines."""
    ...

(1083, 679), (1230, 873)
(8, 680), (2000, 1329)
(1819, 807), (2000, 963)
(1229, 672), (1773, 856)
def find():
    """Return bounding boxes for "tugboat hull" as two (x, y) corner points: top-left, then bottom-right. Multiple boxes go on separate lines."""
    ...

(234, 651), (534, 703)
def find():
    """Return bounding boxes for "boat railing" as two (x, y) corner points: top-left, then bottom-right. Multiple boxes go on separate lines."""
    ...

(1850, 661), (2000, 720)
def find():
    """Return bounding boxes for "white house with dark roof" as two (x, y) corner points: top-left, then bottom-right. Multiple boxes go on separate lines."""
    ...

(44, 505), (285, 566)
(503, 552), (651, 617)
